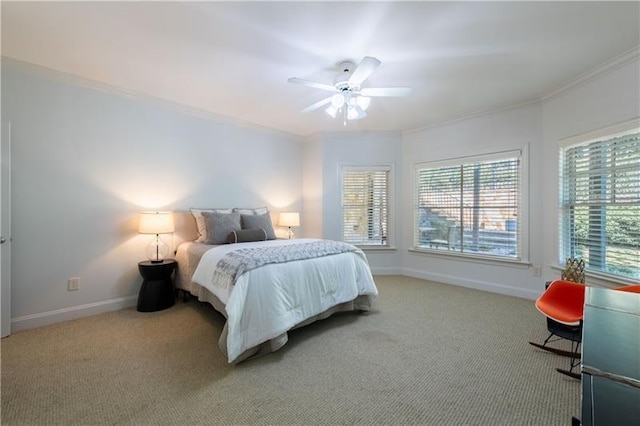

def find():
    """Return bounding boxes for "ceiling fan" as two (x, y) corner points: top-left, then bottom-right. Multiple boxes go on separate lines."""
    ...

(288, 56), (412, 125)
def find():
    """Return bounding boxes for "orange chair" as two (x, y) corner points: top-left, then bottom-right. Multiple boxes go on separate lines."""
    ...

(529, 280), (640, 379)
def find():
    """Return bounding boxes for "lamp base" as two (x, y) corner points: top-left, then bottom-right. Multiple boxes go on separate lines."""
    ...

(287, 227), (295, 239)
(146, 234), (170, 263)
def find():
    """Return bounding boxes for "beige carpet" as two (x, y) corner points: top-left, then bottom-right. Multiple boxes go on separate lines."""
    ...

(1, 276), (580, 425)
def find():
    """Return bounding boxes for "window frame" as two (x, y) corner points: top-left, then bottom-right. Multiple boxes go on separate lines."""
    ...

(340, 165), (393, 248)
(412, 148), (529, 263)
(558, 119), (640, 281)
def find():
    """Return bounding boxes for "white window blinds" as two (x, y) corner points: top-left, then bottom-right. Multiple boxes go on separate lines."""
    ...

(414, 151), (521, 260)
(341, 167), (390, 245)
(559, 130), (640, 280)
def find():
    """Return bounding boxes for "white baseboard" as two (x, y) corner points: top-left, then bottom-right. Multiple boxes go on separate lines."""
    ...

(370, 267), (404, 276)
(9, 269), (538, 333)
(11, 295), (138, 333)
(400, 268), (540, 300)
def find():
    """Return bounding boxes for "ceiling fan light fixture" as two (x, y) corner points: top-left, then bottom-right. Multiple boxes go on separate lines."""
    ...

(325, 104), (339, 118)
(331, 93), (345, 109)
(347, 106), (359, 120)
(356, 96), (371, 111)
(347, 105), (366, 120)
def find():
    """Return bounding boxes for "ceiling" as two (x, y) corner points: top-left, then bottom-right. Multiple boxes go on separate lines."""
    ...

(2, 1), (639, 136)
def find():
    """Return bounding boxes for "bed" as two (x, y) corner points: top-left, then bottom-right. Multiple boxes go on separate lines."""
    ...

(172, 210), (378, 364)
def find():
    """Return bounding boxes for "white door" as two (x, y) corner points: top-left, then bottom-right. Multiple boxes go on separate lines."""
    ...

(1, 122), (12, 337)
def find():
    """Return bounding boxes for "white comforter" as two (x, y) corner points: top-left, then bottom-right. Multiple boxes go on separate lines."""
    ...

(191, 238), (378, 363)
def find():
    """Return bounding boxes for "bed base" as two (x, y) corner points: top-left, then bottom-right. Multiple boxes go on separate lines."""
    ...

(179, 284), (370, 363)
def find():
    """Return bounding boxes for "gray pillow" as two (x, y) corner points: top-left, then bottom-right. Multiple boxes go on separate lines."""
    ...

(241, 212), (276, 240)
(202, 211), (241, 244)
(227, 228), (268, 244)
(190, 208), (233, 242)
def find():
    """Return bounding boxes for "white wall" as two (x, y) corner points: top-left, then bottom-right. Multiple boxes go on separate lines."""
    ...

(302, 133), (323, 238)
(399, 54), (640, 298)
(2, 59), (303, 330)
(540, 57), (640, 286)
(302, 131), (404, 274)
(401, 104), (544, 299)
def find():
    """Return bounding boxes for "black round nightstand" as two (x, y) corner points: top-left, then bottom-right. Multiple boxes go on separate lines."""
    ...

(137, 259), (177, 312)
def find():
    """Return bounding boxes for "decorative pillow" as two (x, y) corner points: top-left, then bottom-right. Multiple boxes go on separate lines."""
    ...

(227, 228), (268, 244)
(190, 208), (233, 242)
(241, 212), (276, 240)
(202, 211), (241, 245)
(234, 206), (269, 216)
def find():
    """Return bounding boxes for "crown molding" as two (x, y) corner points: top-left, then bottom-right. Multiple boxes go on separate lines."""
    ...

(403, 46), (640, 135)
(402, 98), (540, 135)
(1, 56), (300, 140)
(541, 45), (640, 101)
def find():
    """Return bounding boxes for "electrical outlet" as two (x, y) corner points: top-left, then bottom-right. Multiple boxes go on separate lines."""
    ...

(532, 266), (542, 277)
(68, 277), (80, 291)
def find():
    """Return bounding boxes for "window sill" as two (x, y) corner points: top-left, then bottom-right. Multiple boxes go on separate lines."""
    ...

(357, 245), (397, 252)
(408, 247), (530, 269)
(549, 264), (638, 288)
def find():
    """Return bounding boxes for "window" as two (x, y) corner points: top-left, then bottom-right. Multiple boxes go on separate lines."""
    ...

(414, 151), (522, 260)
(341, 166), (390, 246)
(559, 128), (639, 280)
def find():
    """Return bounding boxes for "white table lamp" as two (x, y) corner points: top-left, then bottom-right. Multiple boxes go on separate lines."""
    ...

(279, 212), (300, 239)
(139, 211), (175, 263)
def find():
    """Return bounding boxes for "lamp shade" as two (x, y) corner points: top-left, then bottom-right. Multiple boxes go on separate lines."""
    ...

(278, 212), (300, 227)
(138, 211), (175, 234)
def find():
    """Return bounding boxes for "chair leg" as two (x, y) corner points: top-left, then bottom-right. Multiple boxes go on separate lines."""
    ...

(529, 333), (582, 380)
(528, 333), (582, 360)
(556, 368), (581, 380)
(556, 341), (581, 380)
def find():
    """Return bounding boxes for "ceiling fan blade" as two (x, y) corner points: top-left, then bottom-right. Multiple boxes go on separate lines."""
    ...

(301, 96), (332, 113)
(348, 56), (381, 86)
(360, 87), (412, 97)
(288, 77), (336, 92)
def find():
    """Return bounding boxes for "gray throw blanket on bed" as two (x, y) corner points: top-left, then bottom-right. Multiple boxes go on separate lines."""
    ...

(213, 240), (361, 286)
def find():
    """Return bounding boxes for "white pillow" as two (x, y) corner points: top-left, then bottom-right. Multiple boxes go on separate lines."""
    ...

(233, 206), (269, 216)
(190, 208), (233, 242)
